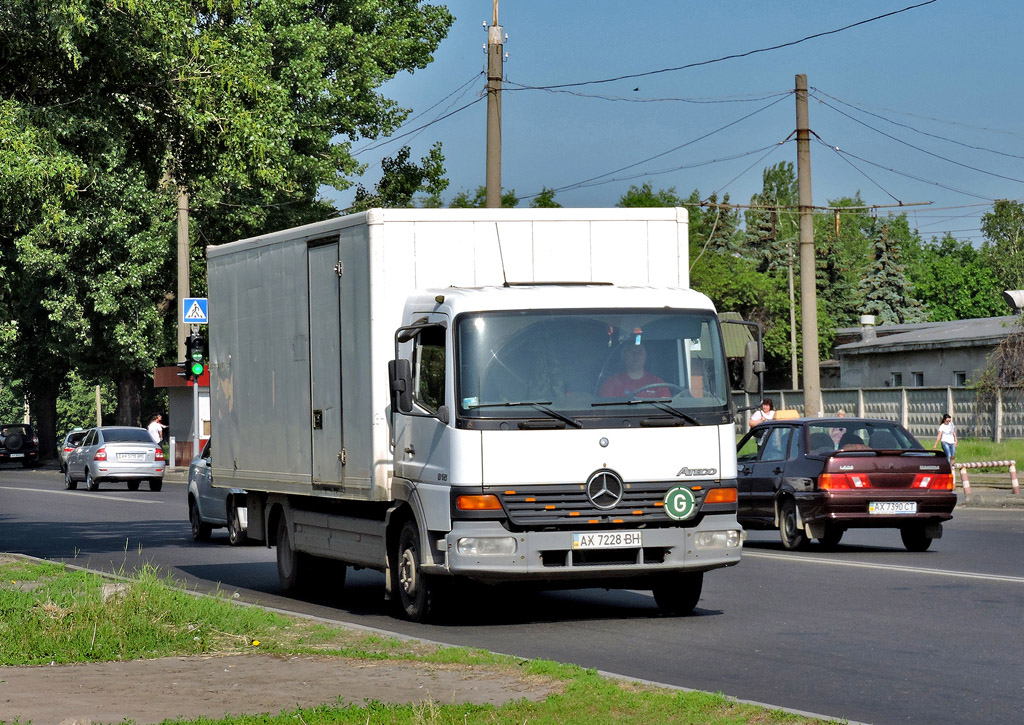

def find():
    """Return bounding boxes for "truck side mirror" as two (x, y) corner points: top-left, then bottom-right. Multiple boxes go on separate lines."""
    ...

(743, 340), (765, 394)
(388, 359), (414, 414)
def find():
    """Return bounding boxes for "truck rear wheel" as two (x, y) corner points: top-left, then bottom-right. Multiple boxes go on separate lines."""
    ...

(394, 519), (435, 623)
(652, 571), (703, 616)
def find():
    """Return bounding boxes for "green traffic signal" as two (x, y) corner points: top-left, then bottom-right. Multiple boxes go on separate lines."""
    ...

(190, 360), (205, 377)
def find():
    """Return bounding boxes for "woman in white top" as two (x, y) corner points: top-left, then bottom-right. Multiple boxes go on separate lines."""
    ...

(749, 398), (775, 428)
(933, 413), (957, 460)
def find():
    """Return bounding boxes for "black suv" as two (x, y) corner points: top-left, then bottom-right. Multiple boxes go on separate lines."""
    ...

(0, 423), (40, 467)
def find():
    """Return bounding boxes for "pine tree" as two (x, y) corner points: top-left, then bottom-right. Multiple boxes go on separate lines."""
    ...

(859, 222), (926, 324)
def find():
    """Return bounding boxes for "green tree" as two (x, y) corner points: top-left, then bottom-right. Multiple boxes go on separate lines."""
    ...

(743, 162), (799, 274)
(529, 187), (562, 208)
(0, 0), (453, 452)
(448, 186), (518, 208)
(981, 199), (1024, 292)
(349, 143), (448, 211)
(616, 182), (683, 208)
(905, 233), (1006, 320)
(859, 221), (926, 325)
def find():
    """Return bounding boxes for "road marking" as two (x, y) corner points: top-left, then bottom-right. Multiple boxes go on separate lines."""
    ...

(744, 550), (1024, 584)
(0, 486), (163, 505)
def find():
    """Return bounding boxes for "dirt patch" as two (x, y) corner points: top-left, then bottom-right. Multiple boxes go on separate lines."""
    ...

(0, 653), (560, 724)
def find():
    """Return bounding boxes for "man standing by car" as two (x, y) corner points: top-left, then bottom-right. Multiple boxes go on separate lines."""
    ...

(147, 414), (167, 444)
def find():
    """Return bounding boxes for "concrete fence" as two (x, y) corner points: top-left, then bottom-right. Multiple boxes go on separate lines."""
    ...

(733, 386), (1024, 442)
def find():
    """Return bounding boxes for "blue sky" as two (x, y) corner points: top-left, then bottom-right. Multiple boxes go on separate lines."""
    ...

(333, 1), (1024, 244)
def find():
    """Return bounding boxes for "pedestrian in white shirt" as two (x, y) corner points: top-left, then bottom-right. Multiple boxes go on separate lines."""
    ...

(933, 413), (957, 461)
(148, 414), (167, 444)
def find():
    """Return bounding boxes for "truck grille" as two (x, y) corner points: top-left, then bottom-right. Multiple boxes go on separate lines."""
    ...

(496, 482), (700, 527)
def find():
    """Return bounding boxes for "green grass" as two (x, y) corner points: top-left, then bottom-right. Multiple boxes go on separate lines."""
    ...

(0, 556), (836, 725)
(954, 438), (1024, 469)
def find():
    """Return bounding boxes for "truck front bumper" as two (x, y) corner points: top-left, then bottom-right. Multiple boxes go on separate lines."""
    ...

(438, 515), (742, 584)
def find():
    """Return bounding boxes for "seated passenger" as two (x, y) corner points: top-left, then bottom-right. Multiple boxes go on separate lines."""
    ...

(599, 343), (670, 398)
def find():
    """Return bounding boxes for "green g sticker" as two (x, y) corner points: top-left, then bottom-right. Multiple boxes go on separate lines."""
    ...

(664, 485), (696, 521)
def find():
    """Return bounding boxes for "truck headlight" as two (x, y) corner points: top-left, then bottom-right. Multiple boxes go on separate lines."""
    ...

(456, 537), (517, 556)
(694, 530), (742, 549)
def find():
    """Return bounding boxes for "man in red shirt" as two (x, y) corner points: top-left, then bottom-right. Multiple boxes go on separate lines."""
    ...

(599, 343), (670, 398)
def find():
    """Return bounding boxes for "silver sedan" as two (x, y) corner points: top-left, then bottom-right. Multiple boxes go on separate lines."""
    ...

(64, 426), (166, 491)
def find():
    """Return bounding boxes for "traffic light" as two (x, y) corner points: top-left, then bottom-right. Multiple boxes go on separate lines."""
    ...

(177, 335), (194, 380)
(188, 332), (206, 380)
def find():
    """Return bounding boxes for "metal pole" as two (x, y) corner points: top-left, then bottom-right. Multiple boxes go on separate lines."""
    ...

(95, 385), (101, 427)
(192, 362), (200, 461)
(795, 74), (820, 416)
(177, 187), (190, 361)
(485, 0), (503, 208)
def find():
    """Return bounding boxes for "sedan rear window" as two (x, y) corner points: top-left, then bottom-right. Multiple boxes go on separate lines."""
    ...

(103, 429), (154, 443)
(808, 422), (921, 453)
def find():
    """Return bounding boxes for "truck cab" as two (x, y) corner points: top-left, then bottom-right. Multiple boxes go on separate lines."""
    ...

(388, 284), (743, 619)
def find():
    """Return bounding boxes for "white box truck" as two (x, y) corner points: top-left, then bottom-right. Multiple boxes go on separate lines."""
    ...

(206, 207), (758, 621)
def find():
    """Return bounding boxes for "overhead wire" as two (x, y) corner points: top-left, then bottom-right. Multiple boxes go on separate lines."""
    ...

(524, 94), (790, 198)
(814, 137), (995, 202)
(508, 1), (938, 91)
(812, 94), (1024, 185)
(812, 88), (1024, 162)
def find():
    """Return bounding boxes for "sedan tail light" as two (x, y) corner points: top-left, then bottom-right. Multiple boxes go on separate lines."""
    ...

(32, 436), (39, 445)
(819, 472), (872, 490)
(154, 447), (165, 462)
(94, 447), (107, 461)
(912, 473), (954, 490)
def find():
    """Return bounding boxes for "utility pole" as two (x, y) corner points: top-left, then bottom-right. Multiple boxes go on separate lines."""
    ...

(176, 186), (190, 361)
(788, 237), (798, 390)
(795, 74), (820, 416)
(485, 0), (503, 208)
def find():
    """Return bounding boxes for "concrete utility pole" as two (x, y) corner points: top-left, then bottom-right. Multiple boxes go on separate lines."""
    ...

(795, 74), (820, 416)
(485, 0), (503, 208)
(176, 187), (190, 361)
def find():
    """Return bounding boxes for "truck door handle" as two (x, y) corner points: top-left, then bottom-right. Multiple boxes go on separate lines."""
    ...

(741, 466), (752, 475)
(404, 445), (415, 455)
(773, 467), (783, 475)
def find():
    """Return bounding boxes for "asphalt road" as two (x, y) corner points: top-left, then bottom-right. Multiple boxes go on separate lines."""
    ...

(2, 465), (1022, 724)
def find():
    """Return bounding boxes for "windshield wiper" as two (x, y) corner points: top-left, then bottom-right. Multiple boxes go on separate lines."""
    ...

(466, 401), (583, 429)
(592, 398), (700, 426)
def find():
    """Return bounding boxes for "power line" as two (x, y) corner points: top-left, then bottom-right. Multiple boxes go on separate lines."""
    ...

(813, 95), (1024, 185)
(528, 94), (789, 197)
(509, 1), (939, 91)
(504, 82), (792, 105)
(814, 137), (996, 202)
(812, 88), (1024, 162)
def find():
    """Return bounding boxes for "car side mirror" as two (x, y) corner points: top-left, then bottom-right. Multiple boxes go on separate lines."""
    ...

(389, 359), (414, 414)
(743, 340), (765, 394)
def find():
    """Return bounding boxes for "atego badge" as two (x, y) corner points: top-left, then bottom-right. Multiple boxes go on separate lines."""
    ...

(664, 485), (697, 521)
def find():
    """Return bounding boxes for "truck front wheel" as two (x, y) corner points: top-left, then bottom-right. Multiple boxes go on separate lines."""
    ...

(394, 520), (435, 622)
(651, 571), (703, 616)
(276, 516), (307, 593)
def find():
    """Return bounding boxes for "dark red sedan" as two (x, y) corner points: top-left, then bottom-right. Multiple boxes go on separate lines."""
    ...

(736, 417), (956, 551)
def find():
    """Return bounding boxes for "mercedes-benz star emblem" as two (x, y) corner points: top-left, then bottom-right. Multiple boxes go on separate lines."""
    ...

(586, 469), (624, 510)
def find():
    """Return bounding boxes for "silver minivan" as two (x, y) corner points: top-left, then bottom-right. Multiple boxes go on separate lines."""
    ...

(188, 439), (247, 545)
(64, 426), (165, 491)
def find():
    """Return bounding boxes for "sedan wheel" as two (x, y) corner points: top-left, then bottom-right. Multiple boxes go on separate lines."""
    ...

(900, 523), (933, 552)
(779, 498), (808, 550)
(64, 467), (77, 491)
(818, 525), (845, 550)
(189, 499), (212, 542)
(86, 469), (99, 492)
(148, 479), (163, 492)
(227, 503), (247, 546)
(127, 481), (140, 491)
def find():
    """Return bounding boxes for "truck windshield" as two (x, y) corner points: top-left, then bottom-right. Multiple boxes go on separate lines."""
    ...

(456, 309), (729, 423)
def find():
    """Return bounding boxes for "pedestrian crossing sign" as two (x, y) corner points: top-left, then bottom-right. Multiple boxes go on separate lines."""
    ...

(183, 297), (209, 324)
